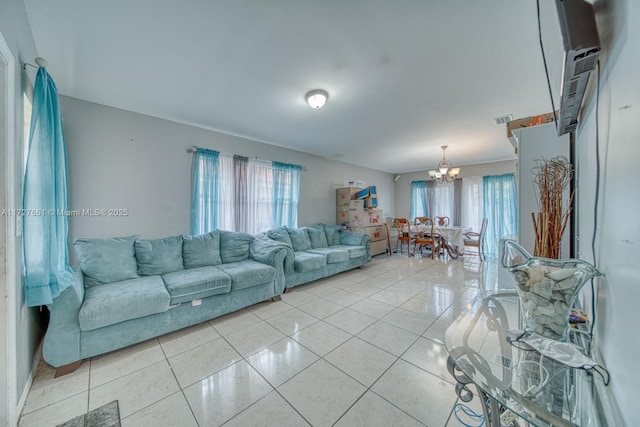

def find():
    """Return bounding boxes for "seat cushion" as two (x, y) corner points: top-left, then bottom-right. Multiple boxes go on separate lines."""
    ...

(305, 248), (349, 264)
(74, 235), (140, 287)
(219, 230), (255, 263)
(288, 228), (312, 252)
(330, 245), (367, 258)
(216, 260), (276, 291)
(135, 235), (184, 275)
(307, 227), (328, 248)
(162, 266), (231, 304)
(293, 251), (327, 273)
(79, 276), (170, 331)
(182, 231), (222, 268)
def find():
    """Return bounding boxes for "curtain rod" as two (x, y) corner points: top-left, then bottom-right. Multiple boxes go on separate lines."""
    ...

(187, 145), (307, 171)
(22, 57), (49, 70)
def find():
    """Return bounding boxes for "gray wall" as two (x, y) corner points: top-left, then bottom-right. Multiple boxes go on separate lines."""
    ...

(0, 0), (39, 425)
(59, 96), (394, 258)
(575, 0), (637, 423)
(392, 160), (516, 219)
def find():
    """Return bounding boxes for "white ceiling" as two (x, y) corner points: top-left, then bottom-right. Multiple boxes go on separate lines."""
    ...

(23, 0), (563, 173)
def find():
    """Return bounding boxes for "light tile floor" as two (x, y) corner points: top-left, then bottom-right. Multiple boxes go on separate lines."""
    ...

(19, 253), (505, 427)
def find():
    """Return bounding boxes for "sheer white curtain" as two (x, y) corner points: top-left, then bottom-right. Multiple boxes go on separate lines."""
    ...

(432, 182), (454, 219)
(217, 153), (235, 231)
(246, 158), (274, 234)
(461, 176), (484, 232)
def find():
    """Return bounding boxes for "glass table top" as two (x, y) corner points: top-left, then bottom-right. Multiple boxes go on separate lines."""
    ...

(444, 292), (608, 427)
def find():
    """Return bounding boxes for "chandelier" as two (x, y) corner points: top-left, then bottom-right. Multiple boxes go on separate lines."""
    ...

(428, 145), (460, 183)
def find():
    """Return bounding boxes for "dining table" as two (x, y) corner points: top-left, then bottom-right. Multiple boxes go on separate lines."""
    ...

(405, 224), (471, 258)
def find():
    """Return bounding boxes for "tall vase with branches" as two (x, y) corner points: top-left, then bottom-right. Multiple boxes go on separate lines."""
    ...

(531, 156), (574, 259)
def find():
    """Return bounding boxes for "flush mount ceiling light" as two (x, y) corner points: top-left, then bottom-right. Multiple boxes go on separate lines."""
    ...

(428, 145), (460, 183)
(305, 89), (328, 109)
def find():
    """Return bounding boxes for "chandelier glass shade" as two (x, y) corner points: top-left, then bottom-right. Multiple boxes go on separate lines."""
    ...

(428, 145), (460, 183)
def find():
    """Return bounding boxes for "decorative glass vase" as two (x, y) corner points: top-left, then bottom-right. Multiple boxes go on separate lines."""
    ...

(501, 240), (601, 341)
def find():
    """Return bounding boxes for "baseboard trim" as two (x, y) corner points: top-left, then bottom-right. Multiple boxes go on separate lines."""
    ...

(15, 339), (43, 422)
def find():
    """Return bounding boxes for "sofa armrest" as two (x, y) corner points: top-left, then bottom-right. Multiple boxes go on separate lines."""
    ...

(254, 235), (294, 273)
(42, 267), (85, 367)
(340, 231), (372, 261)
(340, 231), (369, 246)
(250, 237), (292, 294)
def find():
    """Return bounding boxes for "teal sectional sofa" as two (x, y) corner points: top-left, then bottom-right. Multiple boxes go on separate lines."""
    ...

(259, 224), (371, 289)
(42, 230), (288, 369)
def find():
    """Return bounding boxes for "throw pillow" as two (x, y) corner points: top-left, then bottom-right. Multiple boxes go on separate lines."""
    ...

(288, 227), (312, 251)
(135, 235), (184, 275)
(182, 231), (222, 268)
(307, 227), (328, 248)
(74, 235), (140, 287)
(219, 230), (255, 263)
(323, 224), (342, 246)
(266, 226), (293, 248)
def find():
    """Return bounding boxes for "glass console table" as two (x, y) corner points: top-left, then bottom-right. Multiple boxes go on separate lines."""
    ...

(445, 292), (609, 427)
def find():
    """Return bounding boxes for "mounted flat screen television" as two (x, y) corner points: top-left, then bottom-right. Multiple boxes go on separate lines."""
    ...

(539, 0), (600, 136)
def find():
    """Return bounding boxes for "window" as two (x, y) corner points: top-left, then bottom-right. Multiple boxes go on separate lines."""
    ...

(431, 181), (454, 219)
(410, 180), (455, 222)
(483, 174), (518, 257)
(191, 150), (301, 235)
(410, 181), (427, 220)
(461, 177), (483, 233)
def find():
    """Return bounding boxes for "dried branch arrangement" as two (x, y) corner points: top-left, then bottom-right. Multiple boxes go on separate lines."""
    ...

(531, 156), (575, 258)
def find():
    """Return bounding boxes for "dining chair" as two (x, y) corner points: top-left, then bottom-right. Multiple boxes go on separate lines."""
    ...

(463, 217), (488, 261)
(393, 218), (413, 255)
(413, 217), (437, 258)
(414, 216), (428, 226)
(416, 216), (443, 256)
(435, 216), (450, 226)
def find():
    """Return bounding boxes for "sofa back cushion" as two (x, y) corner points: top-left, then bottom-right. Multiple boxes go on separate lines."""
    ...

(219, 230), (255, 263)
(307, 227), (328, 248)
(182, 231), (222, 268)
(316, 224), (342, 246)
(288, 227), (312, 251)
(265, 226), (293, 249)
(135, 235), (184, 276)
(74, 235), (140, 287)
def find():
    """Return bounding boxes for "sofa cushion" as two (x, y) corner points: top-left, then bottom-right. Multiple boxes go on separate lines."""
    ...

(74, 235), (140, 288)
(266, 226), (293, 249)
(182, 231), (222, 268)
(315, 224), (342, 246)
(288, 228), (312, 252)
(219, 230), (255, 263)
(135, 235), (184, 276)
(307, 227), (328, 248)
(293, 251), (327, 273)
(79, 276), (170, 331)
(330, 245), (368, 258)
(305, 248), (350, 264)
(162, 266), (231, 304)
(216, 260), (276, 291)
